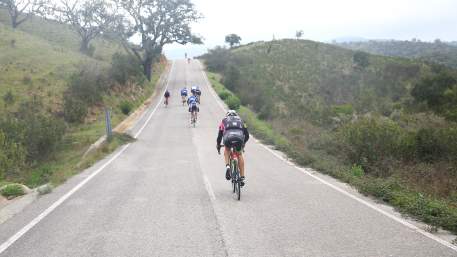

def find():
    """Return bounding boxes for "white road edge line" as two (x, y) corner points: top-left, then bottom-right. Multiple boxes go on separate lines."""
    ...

(203, 175), (216, 202)
(0, 61), (176, 255)
(197, 61), (457, 253)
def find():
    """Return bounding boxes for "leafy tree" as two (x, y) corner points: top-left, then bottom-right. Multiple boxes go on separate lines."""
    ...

(115, 0), (202, 81)
(353, 51), (369, 68)
(225, 34), (241, 48)
(201, 46), (231, 72)
(56, 0), (116, 54)
(295, 30), (303, 40)
(0, 0), (50, 28)
(412, 71), (457, 121)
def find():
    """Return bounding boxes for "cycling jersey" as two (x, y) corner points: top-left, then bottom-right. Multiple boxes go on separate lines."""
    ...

(181, 88), (188, 96)
(187, 95), (197, 105)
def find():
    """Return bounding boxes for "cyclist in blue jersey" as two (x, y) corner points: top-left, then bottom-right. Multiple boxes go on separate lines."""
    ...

(180, 87), (188, 106)
(187, 95), (199, 124)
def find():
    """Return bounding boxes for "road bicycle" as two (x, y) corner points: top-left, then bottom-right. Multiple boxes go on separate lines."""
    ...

(220, 145), (242, 200)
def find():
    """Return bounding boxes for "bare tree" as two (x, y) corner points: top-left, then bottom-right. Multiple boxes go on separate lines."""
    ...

(0, 0), (50, 28)
(295, 30), (303, 40)
(56, 0), (116, 54)
(115, 0), (202, 81)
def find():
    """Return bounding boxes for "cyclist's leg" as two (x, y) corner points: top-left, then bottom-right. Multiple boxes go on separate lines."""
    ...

(224, 147), (231, 180)
(224, 147), (230, 166)
(238, 152), (245, 177)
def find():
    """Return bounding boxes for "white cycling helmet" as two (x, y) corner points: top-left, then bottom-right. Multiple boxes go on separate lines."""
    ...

(226, 110), (238, 117)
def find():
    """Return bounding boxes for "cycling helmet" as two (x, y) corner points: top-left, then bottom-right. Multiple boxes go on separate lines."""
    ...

(226, 110), (238, 117)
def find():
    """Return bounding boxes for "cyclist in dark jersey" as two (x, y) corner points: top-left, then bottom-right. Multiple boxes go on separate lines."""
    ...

(216, 110), (249, 186)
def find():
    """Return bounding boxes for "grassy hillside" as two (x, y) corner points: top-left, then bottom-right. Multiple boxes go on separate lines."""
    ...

(203, 39), (457, 233)
(338, 40), (457, 69)
(0, 11), (165, 188)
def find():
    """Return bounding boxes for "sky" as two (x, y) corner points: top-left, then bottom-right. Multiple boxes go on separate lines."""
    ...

(164, 0), (457, 59)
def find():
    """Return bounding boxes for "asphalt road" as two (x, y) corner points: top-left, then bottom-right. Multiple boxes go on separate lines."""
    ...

(0, 60), (456, 257)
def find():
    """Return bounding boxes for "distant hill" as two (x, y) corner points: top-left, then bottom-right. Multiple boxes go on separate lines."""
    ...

(203, 39), (438, 123)
(0, 8), (124, 113)
(330, 36), (368, 43)
(337, 40), (457, 69)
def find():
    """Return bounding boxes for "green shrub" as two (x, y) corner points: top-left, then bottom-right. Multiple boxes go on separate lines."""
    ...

(16, 99), (66, 161)
(225, 95), (241, 110)
(63, 94), (88, 123)
(67, 64), (110, 106)
(120, 101), (133, 115)
(218, 90), (231, 100)
(332, 104), (354, 116)
(3, 90), (15, 107)
(0, 130), (26, 179)
(27, 165), (53, 187)
(339, 117), (403, 172)
(350, 164), (364, 177)
(415, 128), (457, 162)
(110, 53), (145, 85)
(0, 184), (25, 198)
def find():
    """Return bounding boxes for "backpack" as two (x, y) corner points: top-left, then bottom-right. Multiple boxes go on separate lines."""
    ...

(223, 116), (244, 130)
(222, 116), (245, 147)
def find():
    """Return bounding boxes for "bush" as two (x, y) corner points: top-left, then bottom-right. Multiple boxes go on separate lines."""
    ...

(3, 90), (15, 107)
(339, 117), (403, 172)
(218, 90), (231, 100)
(332, 104), (354, 116)
(67, 64), (110, 106)
(353, 51), (370, 68)
(415, 128), (457, 162)
(0, 184), (25, 199)
(350, 164), (364, 177)
(0, 130), (26, 179)
(63, 94), (88, 123)
(225, 95), (241, 110)
(27, 165), (53, 187)
(110, 53), (145, 85)
(120, 101), (133, 115)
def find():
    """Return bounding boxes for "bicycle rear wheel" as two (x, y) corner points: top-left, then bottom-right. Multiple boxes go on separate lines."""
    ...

(235, 180), (240, 200)
(231, 161), (241, 200)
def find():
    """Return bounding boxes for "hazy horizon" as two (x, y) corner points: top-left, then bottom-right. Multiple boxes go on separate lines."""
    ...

(164, 0), (457, 59)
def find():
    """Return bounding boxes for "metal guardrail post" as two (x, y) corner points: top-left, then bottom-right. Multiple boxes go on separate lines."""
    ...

(105, 108), (112, 141)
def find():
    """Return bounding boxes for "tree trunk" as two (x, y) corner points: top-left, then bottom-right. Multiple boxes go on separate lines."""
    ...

(11, 15), (18, 29)
(143, 58), (153, 81)
(80, 38), (90, 55)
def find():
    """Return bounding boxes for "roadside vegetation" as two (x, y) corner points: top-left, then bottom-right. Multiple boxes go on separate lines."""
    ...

(0, 10), (166, 190)
(202, 39), (457, 234)
(1, 0), (201, 197)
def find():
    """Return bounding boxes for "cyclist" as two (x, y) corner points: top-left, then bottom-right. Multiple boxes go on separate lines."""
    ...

(216, 110), (249, 186)
(191, 85), (198, 95)
(180, 87), (188, 105)
(195, 87), (201, 103)
(164, 89), (171, 106)
(187, 94), (199, 124)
